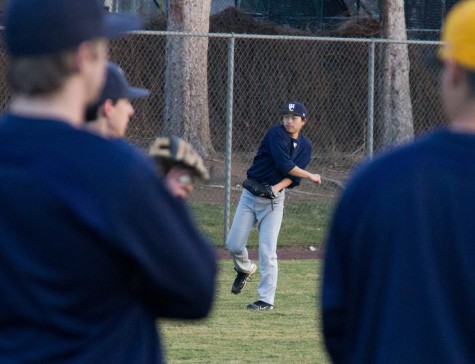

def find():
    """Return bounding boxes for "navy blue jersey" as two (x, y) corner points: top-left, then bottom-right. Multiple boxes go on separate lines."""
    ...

(0, 114), (217, 363)
(322, 128), (475, 364)
(246, 125), (311, 188)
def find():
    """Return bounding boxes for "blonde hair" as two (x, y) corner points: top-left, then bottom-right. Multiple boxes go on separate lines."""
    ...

(7, 39), (105, 96)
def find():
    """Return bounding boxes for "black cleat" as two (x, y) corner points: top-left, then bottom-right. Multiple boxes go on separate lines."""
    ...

(246, 300), (273, 310)
(231, 263), (257, 294)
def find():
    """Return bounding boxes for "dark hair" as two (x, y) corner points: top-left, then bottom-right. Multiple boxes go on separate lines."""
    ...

(84, 98), (119, 122)
(464, 67), (475, 98)
(85, 101), (101, 122)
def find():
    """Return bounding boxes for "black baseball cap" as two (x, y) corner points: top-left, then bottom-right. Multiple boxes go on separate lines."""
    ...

(98, 62), (150, 103)
(282, 102), (308, 119)
(4, 0), (142, 57)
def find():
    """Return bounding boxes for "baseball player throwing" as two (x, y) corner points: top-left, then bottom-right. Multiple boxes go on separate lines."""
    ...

(226, 102), (321, 310)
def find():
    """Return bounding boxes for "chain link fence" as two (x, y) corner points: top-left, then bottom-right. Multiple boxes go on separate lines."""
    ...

(0, 32), (445, 249)
(111, 32), (444, 248)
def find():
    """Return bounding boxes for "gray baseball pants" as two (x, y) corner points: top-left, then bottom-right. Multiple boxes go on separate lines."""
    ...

(226, 188), (285, 305)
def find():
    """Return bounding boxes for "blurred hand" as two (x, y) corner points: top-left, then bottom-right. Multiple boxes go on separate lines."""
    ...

(164, 165), (196, 200)
(310, 173), (321, 184)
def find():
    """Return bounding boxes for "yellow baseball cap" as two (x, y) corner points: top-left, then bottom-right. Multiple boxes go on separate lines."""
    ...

(439, 0), (475, 70)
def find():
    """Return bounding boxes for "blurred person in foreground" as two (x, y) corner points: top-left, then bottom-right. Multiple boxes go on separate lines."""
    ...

(85, 63), (209, 200)
(0, 1), (217, 363)
(322, 1), (475, 363)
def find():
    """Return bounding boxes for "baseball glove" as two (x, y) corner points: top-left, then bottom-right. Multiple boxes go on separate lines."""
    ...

(243, 179), (277, 199)
(149, 136), (210, 181)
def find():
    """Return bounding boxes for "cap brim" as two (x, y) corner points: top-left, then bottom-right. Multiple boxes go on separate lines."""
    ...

(126, 87), (151, 100)
(103, 13), (142, 39)
(283, 110), (304, 117)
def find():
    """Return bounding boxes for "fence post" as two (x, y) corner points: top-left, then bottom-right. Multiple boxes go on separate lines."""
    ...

(367, 40), (375, 158)
(224, 35), (235, 244)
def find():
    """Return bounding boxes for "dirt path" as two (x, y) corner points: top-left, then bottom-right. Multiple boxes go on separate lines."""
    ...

(216, 246), (324, 260)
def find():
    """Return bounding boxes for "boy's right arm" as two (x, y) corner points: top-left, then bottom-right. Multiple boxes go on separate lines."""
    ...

(288, 166), (321, 184)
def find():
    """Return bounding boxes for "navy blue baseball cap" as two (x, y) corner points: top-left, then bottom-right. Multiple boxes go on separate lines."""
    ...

(4, 0), (142, 57)
(98, 62), (150, 103)
(283, 102), (308, 119)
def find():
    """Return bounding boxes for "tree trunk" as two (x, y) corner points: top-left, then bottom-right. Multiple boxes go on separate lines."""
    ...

(379, 0), (414, 147)
(164, 0), (214, 157)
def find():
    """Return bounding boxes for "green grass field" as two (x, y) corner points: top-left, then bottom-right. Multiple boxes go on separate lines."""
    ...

(190, 200), (334, 248)
(160, 260), (330, 364)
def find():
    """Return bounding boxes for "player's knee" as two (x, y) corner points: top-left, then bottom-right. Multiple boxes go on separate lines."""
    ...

(226, 240), (245, 254)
